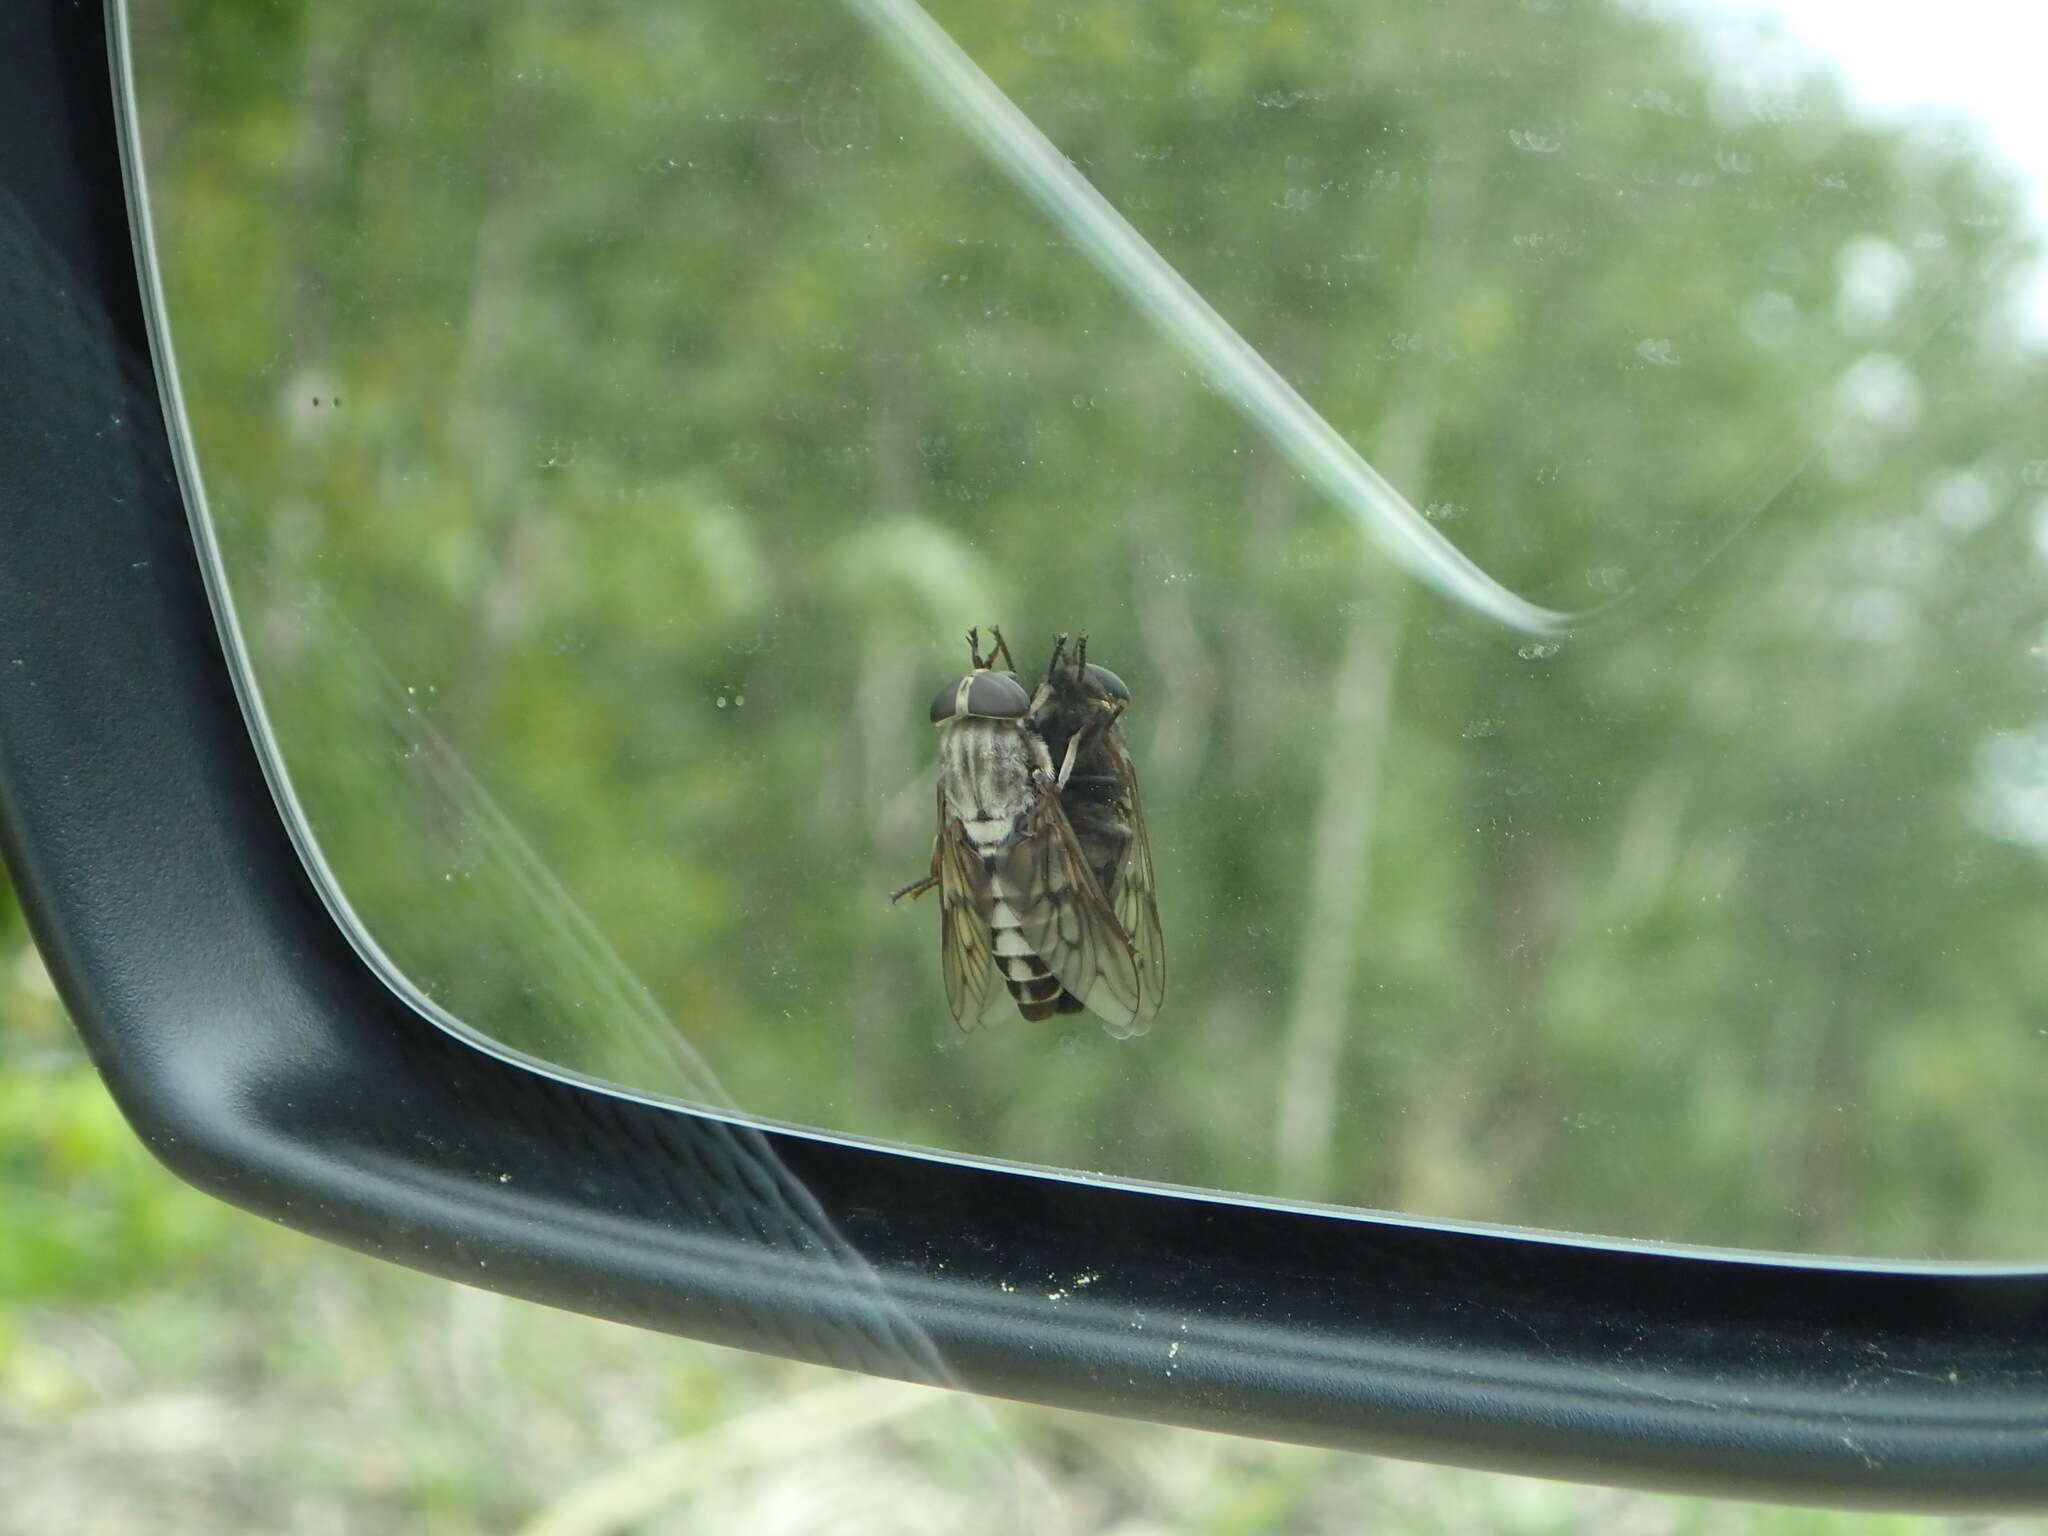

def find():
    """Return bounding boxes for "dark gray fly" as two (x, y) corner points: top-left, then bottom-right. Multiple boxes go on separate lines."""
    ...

(894, 628), (1144, 1035)
(1026, 633), (1165, 1028)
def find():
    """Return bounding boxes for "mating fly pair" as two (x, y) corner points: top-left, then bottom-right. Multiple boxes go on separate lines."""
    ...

(894, 628), (1164, 1038)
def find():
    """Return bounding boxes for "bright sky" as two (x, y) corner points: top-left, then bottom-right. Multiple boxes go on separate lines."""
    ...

(1765, 1), (2048, 181)
(1762, 0), (2044, 132)
(1677, 0), (2048, 328)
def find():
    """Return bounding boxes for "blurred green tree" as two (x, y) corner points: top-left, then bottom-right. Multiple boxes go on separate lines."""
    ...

(126, 0), (2048, 1258)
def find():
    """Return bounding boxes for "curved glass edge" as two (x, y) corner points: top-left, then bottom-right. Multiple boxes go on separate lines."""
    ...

(103, 0), (2048, 1284)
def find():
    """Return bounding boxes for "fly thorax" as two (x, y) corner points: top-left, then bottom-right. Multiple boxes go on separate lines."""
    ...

(938, 717), (1043, 839)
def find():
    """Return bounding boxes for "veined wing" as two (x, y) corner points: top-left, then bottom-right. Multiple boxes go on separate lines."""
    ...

(1105, 731), (1166, 1022)
(934, 787), (1015, 1030)
(996, 780), (1145, 1037)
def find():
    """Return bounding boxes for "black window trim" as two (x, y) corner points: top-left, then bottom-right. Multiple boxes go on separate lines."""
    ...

(4, 1), (2048, 1512)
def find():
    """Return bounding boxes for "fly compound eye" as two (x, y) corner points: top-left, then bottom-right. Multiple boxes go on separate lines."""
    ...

(930, 675), (971, 724)
(1085, 664), (1131, 703)
(964, 670), (1032, 720)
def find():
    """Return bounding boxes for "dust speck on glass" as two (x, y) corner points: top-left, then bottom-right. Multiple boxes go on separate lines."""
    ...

(130, 0), (2048, 1260)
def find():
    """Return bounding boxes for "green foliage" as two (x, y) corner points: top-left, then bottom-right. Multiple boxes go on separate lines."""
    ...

(109, 0), (2048, 1271)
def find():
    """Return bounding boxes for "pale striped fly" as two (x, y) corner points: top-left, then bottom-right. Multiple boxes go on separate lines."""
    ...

(893, 628), (1149, 1037)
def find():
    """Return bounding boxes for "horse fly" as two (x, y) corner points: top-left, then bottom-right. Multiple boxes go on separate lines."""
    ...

(1026, 633), (1164, 1031)
(894, 628), (1143, 1035)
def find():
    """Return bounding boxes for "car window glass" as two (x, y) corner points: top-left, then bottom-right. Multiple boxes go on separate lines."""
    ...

(130, 0), (2048, 1259)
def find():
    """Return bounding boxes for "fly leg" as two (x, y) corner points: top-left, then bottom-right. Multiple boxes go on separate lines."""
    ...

(892, 841), (940, 903)
(891, 869), (939, 902)
(1054, 729), (1084, 789)
(1056, 697), (1127, 789)
(892, 785), (948, 901)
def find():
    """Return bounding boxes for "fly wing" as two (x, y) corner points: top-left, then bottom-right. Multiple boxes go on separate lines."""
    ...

(1104, 731), (1166, 1023)
(934, 789), (1012, 1030)
(996, 782), (1145, 1036)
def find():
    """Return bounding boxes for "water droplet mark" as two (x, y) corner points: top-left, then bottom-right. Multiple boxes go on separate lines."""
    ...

(801, 70), (879, 155)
